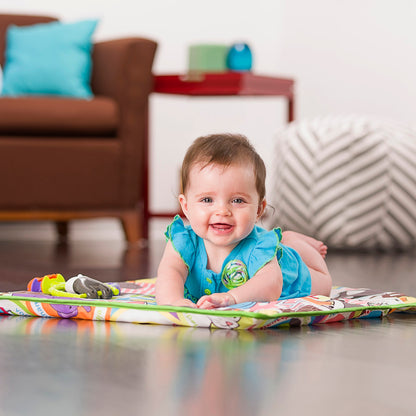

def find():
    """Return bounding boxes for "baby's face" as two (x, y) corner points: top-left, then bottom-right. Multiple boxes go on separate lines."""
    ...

(179, 162), (266, 251)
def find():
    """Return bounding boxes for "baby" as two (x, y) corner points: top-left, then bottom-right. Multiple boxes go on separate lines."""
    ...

(155, 133), (332, 309)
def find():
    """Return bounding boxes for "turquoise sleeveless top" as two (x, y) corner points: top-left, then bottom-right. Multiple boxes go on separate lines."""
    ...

(165, 216), (311, 303)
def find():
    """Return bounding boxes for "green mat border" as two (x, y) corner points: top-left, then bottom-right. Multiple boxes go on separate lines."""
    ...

(2, 293), (416, 320)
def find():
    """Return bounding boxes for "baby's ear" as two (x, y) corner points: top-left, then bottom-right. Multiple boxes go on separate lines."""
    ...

(178, 194), (188, 216)
(257, 199), (267, 219)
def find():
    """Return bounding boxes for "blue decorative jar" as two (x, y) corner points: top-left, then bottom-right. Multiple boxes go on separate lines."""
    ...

(226, 43), (253, 71)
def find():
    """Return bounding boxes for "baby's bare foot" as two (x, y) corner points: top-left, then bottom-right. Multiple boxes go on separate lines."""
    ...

(282, 231), (328, 258)
(301, 235), (328, 258)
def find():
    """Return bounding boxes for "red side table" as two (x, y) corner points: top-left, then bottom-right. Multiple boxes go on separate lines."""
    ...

(143, 72), (295, 238)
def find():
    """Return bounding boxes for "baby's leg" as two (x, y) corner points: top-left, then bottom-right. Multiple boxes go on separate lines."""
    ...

(281, 231), (332, 297)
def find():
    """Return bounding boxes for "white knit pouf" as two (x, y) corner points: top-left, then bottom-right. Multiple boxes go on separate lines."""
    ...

(267, 115), (416, 250)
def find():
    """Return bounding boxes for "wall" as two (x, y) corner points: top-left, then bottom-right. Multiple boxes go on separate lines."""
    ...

(1, 0), (415, 237)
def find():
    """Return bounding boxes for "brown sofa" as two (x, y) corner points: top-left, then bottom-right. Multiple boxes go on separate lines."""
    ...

(0, 14), (157, 243)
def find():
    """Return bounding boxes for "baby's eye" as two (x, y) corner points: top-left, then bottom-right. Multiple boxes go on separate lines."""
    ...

(200, 197), (213, 203)
(232, 198), (245, 204)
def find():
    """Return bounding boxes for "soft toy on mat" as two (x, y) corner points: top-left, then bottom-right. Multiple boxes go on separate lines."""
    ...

(27, 274), (120, 299)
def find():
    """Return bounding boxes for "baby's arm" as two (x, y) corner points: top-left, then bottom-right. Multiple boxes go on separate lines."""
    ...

(197, 257), (283, 309)
(155, 241), (196, 308)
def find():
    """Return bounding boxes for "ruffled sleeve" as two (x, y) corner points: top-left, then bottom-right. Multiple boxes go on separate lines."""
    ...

(247, 227), (283, 277)
(165, 215), (197, 271)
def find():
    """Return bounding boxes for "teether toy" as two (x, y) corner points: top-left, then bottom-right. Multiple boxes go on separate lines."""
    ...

(65, 274), (120, 299)
(27, 273), (120, 299)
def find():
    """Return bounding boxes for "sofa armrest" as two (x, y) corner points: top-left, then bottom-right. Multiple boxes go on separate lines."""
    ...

(91, 37), (157, 109)
(91, 37), (157, 207)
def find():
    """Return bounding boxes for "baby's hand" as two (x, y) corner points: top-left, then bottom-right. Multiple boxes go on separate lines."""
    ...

(197, 293), (236, 309)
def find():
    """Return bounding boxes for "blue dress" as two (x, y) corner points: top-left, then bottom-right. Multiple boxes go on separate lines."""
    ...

(165, 216), (312, 303)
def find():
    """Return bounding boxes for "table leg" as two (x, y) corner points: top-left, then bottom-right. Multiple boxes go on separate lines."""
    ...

(288, 97), (295, 123)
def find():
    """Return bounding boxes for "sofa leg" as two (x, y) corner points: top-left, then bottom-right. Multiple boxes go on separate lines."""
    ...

(55, 221), (69, 243)
(120, 211), (144, 244)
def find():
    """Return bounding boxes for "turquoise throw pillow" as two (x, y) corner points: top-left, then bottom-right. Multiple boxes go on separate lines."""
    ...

(2, 19), (98, 98)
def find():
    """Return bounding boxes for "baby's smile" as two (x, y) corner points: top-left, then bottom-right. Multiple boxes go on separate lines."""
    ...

(210, 223), (234, 233)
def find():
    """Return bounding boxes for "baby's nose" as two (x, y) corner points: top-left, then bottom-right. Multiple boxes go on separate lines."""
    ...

(216, 202), (231, 215)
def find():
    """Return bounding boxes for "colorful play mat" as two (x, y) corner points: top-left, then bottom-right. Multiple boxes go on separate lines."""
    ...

(1, 278), (415, 330)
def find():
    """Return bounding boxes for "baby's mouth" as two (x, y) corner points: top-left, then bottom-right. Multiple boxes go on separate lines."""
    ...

(210, 223), (234, 232)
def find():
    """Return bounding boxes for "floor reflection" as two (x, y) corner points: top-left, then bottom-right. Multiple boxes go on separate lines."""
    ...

(0, 315), (398, 415)
(0, 313), (415, 415)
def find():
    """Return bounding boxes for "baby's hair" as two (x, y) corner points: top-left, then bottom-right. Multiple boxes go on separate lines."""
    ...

(181, 133), (266, 201)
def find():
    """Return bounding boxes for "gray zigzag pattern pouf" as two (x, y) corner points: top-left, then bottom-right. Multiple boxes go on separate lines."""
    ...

(267, 115), (416, 250)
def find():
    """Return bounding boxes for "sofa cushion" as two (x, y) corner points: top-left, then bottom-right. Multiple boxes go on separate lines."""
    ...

(2, 19), (98, 98)
(0, 137), (121, 208)
(0, 96), (118, 136)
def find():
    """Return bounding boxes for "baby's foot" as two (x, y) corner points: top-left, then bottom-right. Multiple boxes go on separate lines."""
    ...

(300, 235), (328, 258)
(282, 231), (328, 258)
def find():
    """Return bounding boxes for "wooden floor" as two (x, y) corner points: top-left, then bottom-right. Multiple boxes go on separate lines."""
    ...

(0, 219), (416, 415)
